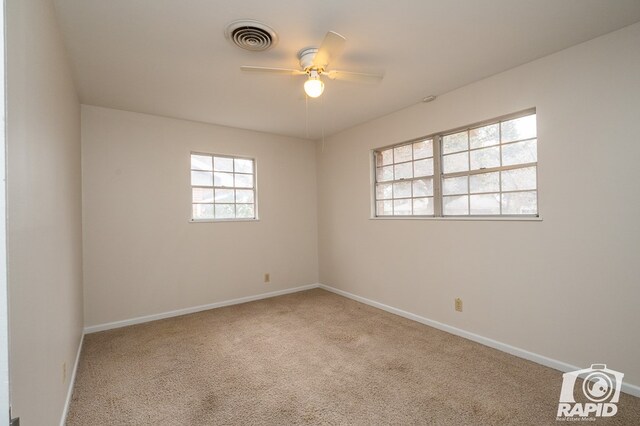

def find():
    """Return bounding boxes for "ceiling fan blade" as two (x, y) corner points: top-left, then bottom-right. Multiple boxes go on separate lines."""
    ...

(240, 66), (306, 76)
(312, 31), (346, 70)
(325, 70), (384, 83)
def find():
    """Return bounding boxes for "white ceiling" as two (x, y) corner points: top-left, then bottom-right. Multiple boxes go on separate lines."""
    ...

(53, 0), (640, 140)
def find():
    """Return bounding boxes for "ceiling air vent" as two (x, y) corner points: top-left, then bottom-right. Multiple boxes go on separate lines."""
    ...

(225, 20), (278, 52)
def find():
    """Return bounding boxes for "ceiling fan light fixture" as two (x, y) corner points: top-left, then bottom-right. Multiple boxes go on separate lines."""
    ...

(304, 71), (324, 98)
(240, 30), (382, 99)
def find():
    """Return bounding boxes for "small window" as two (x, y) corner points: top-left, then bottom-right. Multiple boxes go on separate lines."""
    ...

(190, 152), (257, 221)
(373, 110), (538, 218)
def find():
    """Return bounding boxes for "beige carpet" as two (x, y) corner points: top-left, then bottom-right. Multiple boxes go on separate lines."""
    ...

(67, 289), (639, 425)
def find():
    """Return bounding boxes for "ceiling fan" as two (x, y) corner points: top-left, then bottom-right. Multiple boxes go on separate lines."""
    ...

(240, 31), (383, 98)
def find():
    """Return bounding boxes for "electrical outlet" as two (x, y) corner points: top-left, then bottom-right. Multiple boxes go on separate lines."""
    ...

(264, 273), (270, 283)
(62, 362), (67, 383)
(455, 298), (463, 312)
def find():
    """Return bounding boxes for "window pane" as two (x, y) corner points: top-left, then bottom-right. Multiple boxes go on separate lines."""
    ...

(192, 188), (213, 203)
(214, 172), (234, 187)
(442, 131), (468, 154)
(394, 144), (412, 163)
(470, 193), (500, 215)
(470, 146), (500, 170)
(191, 171), (213, 186)
(442, 152), (469, 173)
(469, 171), (500, 194)
(191, 155), (212, 171)
(234, 158), (253, 173)
(443, 195), (469, 215)
(443, 176), (468, 196)
(502, 166), (537, 191)
(413, 197), (434, 215)
(501, 114), (536, 143)
(394, 162), (413, 180)
(413, 158), (433, 177)
(236, 189), (254, 203)
(393, 199), (412, 215)
(502, 139), (537, 166)
(214, 189), (234, 203)
(502, 191), (537, 215)
(413, 178), (433, 197)
(236, 204), (255, 218)
(376, 166), (393, 182)
(393, 181), (412, 198)
(470, 124), (499, 149)
(376, 183), (393, 200)
(215, 204), (235, 219)
(192, 203), (214, 219)
(377, 200), (393, 216)
(213, 157), (234, 172)
(235, 174), (254, 188)
(379, 149), (393, 166)
(413, 140), (433, 159)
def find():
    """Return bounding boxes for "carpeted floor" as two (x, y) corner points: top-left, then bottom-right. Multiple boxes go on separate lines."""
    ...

(66, 288), (639, 425)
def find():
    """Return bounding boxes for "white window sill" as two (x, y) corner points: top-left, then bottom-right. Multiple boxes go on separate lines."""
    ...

(370, 215), (542, 222)
(189, 218), (260, 223)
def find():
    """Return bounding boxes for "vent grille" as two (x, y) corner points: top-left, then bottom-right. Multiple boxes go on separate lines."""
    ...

(225, 20), (278, 52)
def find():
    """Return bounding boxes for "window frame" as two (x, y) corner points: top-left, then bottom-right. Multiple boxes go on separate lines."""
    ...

(371, 108), (541, 221)
(189, 151), (259, 223)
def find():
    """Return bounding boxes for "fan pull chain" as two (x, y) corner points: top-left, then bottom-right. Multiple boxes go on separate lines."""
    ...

(321, 93), (325, 152)
(305, 94), (310, 139)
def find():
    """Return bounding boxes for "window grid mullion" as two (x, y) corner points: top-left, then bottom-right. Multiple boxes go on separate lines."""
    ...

(391, 148), (396, 215)
(410, 144), (415, 214)
(380, 175), (434, 186)
(466, 130), (471, 215)
(499, 123), (503, 215)
(441, 162), (537, 179)
(434, 136), (443, 217)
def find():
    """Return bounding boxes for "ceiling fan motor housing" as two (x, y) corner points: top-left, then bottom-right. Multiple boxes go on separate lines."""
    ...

(298, 48), (319, 71)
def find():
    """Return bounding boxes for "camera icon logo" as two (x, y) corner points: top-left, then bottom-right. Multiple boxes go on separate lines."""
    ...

(557, 364), (624, 419)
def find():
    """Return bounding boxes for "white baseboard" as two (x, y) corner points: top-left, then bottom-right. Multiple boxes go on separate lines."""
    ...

(60, 331), (84, 426)
(318, 284), (640, 398)
(79, 282), (639, 398)
(84, 283), (320, 334)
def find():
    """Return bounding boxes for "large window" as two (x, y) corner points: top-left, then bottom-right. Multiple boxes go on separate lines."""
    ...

(373, 110), (538, 218)
(190, 152), (257, 221)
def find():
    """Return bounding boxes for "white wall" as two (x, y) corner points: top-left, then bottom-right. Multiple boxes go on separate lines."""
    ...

(6, 0), (84, 424)
(81, 106), (318, 327)
(317, 23), (640, 387)
(0, 2), (9, 424)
